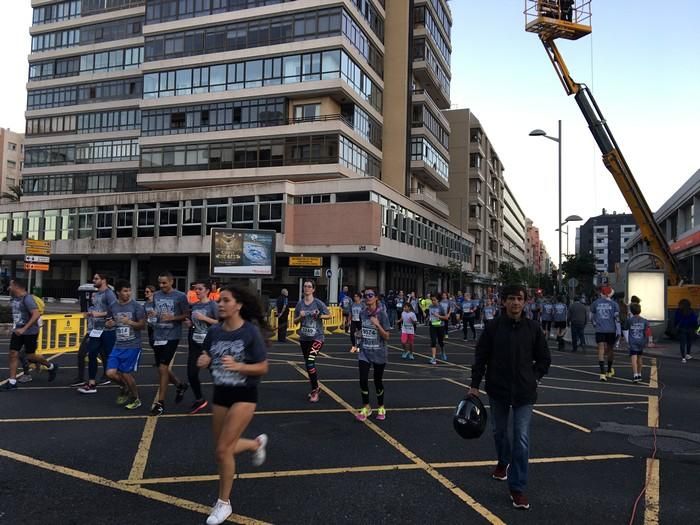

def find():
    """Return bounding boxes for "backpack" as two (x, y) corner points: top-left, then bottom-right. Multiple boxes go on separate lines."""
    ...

(23, 294), (45, 326)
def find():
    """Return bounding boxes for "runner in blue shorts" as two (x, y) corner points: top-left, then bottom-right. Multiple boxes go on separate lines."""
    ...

(106, 279), (146, 410)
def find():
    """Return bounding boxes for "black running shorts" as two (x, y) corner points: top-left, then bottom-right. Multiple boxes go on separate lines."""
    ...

(213, 385), (258, 407)
(153, 340), (179, 365)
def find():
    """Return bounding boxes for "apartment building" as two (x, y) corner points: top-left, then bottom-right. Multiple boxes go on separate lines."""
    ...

(0, 129), (24, 202)
(440, 108), (504, 294)
(577, 209), (637, 273)
(502, 180), (527, 267)
(526, 218), (541, 273)
(1, 0), (471, 300)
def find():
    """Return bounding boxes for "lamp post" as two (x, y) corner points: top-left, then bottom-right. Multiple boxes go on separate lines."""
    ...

(556, 214), (583, 290)
(529, 120), (562, 290)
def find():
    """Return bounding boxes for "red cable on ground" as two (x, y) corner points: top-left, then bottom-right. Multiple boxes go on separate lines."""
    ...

(628, 360), (665, 525)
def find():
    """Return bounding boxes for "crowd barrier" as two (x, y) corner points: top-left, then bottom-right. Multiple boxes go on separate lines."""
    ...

(269, 306), (346, 337)
(37, 314), (87, 355)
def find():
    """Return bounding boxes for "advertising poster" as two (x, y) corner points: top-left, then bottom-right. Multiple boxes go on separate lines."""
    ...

(210, 228), (275, 277)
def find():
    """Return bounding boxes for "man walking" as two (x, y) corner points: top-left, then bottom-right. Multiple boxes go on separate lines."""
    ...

(590, 286), (620, 381)
(469, 284), (551, 510)
(568, 296), (588, 352)
(276, 288), (289, 342)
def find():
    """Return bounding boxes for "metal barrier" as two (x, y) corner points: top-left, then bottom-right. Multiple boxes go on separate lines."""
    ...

(269, 306), (345, 338)
(37, 313), (87, 355)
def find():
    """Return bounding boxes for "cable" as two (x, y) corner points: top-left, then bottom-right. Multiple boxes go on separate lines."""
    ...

(628, 359), (665, 525)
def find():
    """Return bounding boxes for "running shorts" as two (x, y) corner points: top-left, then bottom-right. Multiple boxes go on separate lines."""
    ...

(213, 385), (258, 407)
(628, 344), (644, 356)
(400, 333), (415, 345)
(595, 332), (617, 345)
(107, 347), (141, 373)
(153, 340), (179, 365)
(553, 321), (567, 329)
(10, 334), (38, 354)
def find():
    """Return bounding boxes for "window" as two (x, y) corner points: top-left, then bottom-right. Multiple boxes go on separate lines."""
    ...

(137, 204), (156, 237)
(116, 206), (134, 238)
(470, 153), (482, 169)
(158, 202), (179, 236)
(8, 143), (17, 151)
(294, 104), (320, 121)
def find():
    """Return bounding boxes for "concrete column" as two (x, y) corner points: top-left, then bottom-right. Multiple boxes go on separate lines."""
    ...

(329, 254), (340, 304)
(357, 259), (366, 290)
(187, 255), (197, 285)
(35, 270), (43, 290)
(378, 261), (386, 295)
(416, 269), (424, 296)
(80, 257), (89, 283)
(130, 257), (138, 294)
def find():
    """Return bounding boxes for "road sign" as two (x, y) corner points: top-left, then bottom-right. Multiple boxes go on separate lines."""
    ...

(325, 268), (333, 279)
(24, 263), (49, 272)
(289, 256), (323, 267)
(25, 255), (50, 264)
(26, 240), (50, 250)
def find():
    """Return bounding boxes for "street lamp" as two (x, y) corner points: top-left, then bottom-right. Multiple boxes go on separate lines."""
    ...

(529, 120), (562, 290)
(556, 214), (583, 257)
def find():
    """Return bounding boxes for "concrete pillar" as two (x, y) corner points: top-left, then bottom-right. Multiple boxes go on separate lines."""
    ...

(130, 257), (138, 294)
(35, 270), (43, 290)
(378, 261), (386, 295)
(329, 254), (340, 304)
(187, 255), (196, 285)
(416, 269), (424, 296)
(357, 259), (366, 290)
(80, 257), (89, 283)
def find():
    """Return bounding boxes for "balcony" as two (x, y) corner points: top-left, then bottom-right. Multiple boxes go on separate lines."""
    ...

(412, 191), (450, 218)
(410, 159), (449, 192)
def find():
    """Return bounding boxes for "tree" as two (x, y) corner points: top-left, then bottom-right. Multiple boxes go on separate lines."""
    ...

(1, 184), (22, 202)
(561, 254), (596, 288)
(498, 262), (523, 285)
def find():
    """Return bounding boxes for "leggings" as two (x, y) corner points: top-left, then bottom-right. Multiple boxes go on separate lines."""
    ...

(349, 320), (362, 347)
(429, 325), (445, 349)
(87, 331), (115, 380)
(187, 335), (204, 400)
(359, 359), (385, 406)
(462, 316), (476, 339)
(300, 339), (323, 390)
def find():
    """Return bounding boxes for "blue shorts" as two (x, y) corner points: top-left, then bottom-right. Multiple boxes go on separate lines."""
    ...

(629, 345), (644, 356)
(107, 347), (141, 373)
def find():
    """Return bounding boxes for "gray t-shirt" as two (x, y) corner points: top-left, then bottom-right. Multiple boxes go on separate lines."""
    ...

(109, 300), (145, 349)
(297, 298), (330, 341)
(190, 300), (219, 344)
(541, 303), (553, 321)
(590, 298), (620, 333)
(204, 321), (267, 387)
(553, 303), (568, 322)
(428, 304), (446, 326)
(358, 306), (392, 364)
(350, 302), (363, 322)
(92, 288), (118, 331)
(153, 289), (189, 341)
(462, 300), (476, 316)
(628, 315), (650, 348)
(11, 294), (40, 336)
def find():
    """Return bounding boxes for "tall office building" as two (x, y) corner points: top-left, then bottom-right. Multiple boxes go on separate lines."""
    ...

(2, 0), (471, 300)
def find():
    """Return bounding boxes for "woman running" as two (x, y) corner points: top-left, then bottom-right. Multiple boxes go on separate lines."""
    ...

(349, 292), (363, 353)
(186, 280), (219, 414)
(355, 287), (392, 421)
(399, 302), (417, 360)
(196, 286), (269, 525)
(293, 280), (331, 402)
(428, 294), (449, 364)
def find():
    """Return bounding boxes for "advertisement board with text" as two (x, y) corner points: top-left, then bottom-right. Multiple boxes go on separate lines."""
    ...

(209, 228), (276, 277)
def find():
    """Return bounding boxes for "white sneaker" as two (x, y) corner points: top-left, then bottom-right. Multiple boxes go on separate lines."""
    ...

(206, 499), (232, 525)
(682, 358), (687, 364)
(687, 354), (693, 360)
(252, 434), (268, 467)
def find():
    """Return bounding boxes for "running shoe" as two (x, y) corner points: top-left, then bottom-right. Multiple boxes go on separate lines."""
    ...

(599, 374), (607, 382)
(97, 377), (111, 386)
(633, 375), (641, 383)
(492, 463), (509, 481)
(206, 500), (233, 525)
(17, 374), (33, 383)
(687, 354), (693, 360)
(116, 393), (130, 406)
(70, 378), (85, 387)
(430, 358), (437, 365)
(48, 364), (59, 382)
(401, 351), (408, 359)
(355, 406), (373, 421)
(408, 354), (415, 360)
(606, 367), (615, 378)
(440, 352), (448, 361)
(150, 401), (164, 416)
(375, 406), (386, 421)
(189, 399), (209, 414)
(2, 381), (18, 391)
(510, 490), (530, 510)
(682, 358), (687, 364)
(349, 346), (356, 353)
(252, 434), (268, 467)
(308, 388), (320, 403)
(77, 383), (97, 394)
(175, 383), (189, 404)
(125, 398), (142, 410)
(444, 333), (449, 339)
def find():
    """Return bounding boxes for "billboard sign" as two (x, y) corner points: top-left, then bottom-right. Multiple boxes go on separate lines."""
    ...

(210, 228), (276, 277)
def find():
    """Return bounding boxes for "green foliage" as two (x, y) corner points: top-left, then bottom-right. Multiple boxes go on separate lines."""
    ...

(561, 253), (597, 294)
(1, 184), (22, 202)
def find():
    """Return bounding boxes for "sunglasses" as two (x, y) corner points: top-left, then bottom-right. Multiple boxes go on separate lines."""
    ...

(364, 293), (375, 298)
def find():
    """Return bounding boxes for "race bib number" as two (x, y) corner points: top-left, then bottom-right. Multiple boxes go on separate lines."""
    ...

(89, 329), (104, 338)
(361, 327), (377, 339)
(154, 340), (168, 346)
(116, 326), (131, 341)
(192, 332), (207, 344)
(300, 326), (316, 337)
(12, 313), (21, 330)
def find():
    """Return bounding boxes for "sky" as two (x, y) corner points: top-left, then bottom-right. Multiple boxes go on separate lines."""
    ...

(1, 1), (699, 266)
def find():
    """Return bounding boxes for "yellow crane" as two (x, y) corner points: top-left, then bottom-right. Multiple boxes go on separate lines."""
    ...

(524, 0), (700, 307)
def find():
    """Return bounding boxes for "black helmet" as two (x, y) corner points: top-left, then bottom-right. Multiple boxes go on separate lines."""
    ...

(453, 396), (488, 439)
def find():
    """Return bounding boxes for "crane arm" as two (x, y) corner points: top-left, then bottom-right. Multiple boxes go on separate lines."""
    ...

(540, 37), (683, 285)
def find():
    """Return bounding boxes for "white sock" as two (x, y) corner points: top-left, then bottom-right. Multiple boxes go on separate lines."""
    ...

(217, 499), (230, 506)
(9, 379), (17, 385)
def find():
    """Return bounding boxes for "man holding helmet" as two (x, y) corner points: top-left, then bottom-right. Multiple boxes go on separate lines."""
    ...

(468, 283), (551, 510)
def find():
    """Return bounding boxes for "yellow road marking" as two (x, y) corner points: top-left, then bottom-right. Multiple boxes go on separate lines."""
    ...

(539, 384), (650, 398)
(532, 409), (591, 433)
(649, 358), (658, 389)
(647, 396), (659, 428)
(432, 453), (633, 468)
(0, 447), (269, 525)
(286, 361), (505, 525)
(644, 458), (660, 525)
(552, 364), (639, 385)
(545, 375), (651, 389)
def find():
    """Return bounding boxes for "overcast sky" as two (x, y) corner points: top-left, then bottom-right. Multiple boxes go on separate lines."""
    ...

(1, 1), (698, 265)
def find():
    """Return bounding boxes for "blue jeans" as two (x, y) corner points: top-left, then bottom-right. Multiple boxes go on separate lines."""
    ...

(678, 328), (693, 358)
(87, 331), (116, 381)
(489, 397), (534, 493)
(571, 324), (586, 351)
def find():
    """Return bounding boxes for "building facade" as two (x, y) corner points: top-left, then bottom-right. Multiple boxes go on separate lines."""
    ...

(3, 0), (472, 301)
(440, 108), (504, 293)
(502, 180), (527, 268)
(0, 129), (24, 201)
(526, 218), (541, 273)
(577, 209), (637, 273)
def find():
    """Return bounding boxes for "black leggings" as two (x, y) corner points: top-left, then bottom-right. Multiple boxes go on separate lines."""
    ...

(300, 339), (323, 390)
(76, 334), (108, 381)
(462, 316), (476, 339)
(349, 320), (362, 347)
(430, 325), (445, 349)
(359, 359), (385, 406)
(187, 335), (204, 401)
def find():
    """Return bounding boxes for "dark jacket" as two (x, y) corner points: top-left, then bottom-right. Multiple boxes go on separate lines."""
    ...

(276, 295), (289, 320)
(471, 315), (551, 406)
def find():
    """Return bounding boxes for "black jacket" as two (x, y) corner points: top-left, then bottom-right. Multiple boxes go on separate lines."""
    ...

(471, 315), (551, 406)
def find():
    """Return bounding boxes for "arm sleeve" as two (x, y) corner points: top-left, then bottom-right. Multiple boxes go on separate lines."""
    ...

(471, 325), (492, 389)
(319, 300), (330, 315)
(532, 325), (552, 380)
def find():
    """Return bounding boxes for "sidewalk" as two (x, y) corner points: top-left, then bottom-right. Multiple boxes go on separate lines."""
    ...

(562, 324), (680, 361)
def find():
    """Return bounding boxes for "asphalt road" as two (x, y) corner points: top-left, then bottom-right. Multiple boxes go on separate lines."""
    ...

(1, 324), (698, 524)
